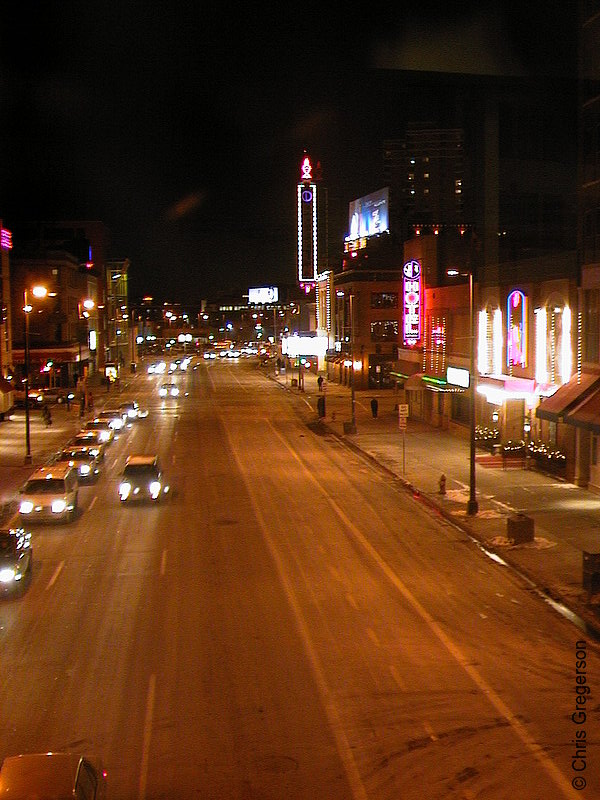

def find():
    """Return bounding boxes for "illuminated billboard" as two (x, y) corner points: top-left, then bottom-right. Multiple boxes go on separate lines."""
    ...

(346, 188), (389, 243)
(282, 334), (328, 358)
(249, 287), (278, 304)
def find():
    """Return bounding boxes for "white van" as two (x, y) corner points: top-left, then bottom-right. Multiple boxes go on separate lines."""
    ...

(19, 464), (79, 523)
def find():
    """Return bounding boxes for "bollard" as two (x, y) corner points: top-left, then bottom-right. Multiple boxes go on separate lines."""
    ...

(438, 473), (446, 494)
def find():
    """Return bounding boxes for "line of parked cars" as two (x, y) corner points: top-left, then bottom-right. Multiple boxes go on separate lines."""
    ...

(1, 401), (151, 599)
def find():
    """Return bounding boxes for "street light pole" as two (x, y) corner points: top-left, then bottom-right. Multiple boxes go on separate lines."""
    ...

(23, 291), (32, 465)
(350, 293), (356, 429)
(467, 270), (479, 515)
(23, 285), (48, 465)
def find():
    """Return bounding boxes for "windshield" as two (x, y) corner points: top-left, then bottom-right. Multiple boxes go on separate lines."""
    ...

(23, 479), (66, 494)
(123, 465), (159, 478)
(0, 533), (17, 555)
(59, 451), (94, 462)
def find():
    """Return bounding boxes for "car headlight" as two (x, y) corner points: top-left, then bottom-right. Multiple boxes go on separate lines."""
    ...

(159, 389), (167, 397)
(110, 418), (124, 430)
(89, 447), (101, 457)
(149, 481), (162, 498)
(20, 501), (34, 514)
(52, 499), (67, 514)
(119, 482), (131, 499)
(79, 464), (91, 475)
(171, 387), (179, 396)
(98, 431), (110, 442)
(0, 567), (17, 584)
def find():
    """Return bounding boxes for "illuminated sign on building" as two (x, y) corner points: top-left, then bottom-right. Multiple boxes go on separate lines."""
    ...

(282, 334), (328, 358)
(403, 260), (422, 345)
(1, 228), (13, 250)
(249, 287), (278, 304)
(507, 290), (528, 368)
(345, 188), (389, 243)
(297, 155), (317, 284)
(300, 157), (313, 182)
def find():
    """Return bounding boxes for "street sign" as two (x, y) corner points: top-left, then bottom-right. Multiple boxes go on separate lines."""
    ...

(398, 415), (407, 430)
(398, 404), (409, 417)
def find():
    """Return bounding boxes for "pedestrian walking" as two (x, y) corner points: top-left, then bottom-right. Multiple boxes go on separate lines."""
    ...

(370, 398), (378, 418)
(317, 375), (323, 392)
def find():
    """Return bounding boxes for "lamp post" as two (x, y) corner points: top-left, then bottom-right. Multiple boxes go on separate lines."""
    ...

(23, 285), (48, 465)
(350, 293), (356, 431)
(448, 269), (478, 515)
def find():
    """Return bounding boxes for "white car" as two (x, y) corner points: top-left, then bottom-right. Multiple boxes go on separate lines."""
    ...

(159, 383), (179, 397)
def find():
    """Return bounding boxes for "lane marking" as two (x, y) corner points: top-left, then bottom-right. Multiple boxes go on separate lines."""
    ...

(366, 627), (380, 647)
(138, 673), (156, 800)
(46, 561), (64, 590)
(423, 720), (438, 741)
(225, 430), (369, 800)
(266, 421), (580, 800)
(88, 495), (98, 511)
(389, 664), (407, 691)
(160, 549), (167, 576)
(346, 593), (358, 610)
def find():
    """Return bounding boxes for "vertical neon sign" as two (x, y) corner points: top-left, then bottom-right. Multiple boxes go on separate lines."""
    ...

(507, 290), (527, 368)
(403, 260), (421, 345)
(297, 156), (317, 283)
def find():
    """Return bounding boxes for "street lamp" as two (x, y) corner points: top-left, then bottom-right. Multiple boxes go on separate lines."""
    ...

(448, 268), (478, 515)
(23, 285), (48, 465)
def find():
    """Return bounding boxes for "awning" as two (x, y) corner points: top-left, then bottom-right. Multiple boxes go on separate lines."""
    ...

(536, 371), (600, 422)
(564, 387), (600, 433)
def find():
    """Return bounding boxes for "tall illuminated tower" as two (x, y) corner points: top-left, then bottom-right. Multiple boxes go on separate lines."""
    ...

(297, 155), (318, 284)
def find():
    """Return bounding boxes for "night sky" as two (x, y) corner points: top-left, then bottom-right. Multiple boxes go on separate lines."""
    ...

(1, 1), (576, 304)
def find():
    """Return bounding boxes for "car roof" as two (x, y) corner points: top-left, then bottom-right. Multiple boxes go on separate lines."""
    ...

(0, 752), (82, 799)
(28, 464), (73, 481)
(125, 455), (158, 466)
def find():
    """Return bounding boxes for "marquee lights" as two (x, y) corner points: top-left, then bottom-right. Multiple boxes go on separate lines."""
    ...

(507, 290), (527, 369)
(1, 228), (13, 250)
(297, 155), (317, 284)
(403, 260), (422, 346)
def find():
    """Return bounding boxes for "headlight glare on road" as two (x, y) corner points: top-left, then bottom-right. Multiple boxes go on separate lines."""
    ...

(51, 499), (67, 514)
(0, 567), (17, 584)
(119, 482), (131, 500)
(20, 501), (34, 514)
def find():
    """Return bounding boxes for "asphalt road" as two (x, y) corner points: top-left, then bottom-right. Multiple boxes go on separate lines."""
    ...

(0, 358), (598, 799)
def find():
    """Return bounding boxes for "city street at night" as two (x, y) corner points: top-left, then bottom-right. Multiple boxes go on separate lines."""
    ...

(0, 358), (597, 799)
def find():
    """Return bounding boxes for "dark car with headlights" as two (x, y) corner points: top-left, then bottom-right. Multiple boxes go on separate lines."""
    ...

(0, 528), (32, 595)
(55, 445), (102, 483)
(118, 455), (168, 503)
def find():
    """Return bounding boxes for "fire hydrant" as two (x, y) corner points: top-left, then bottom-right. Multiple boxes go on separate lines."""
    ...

(439, 473), (446, 495)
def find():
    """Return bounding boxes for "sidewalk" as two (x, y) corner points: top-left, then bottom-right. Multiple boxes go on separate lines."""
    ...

(270, 366), (600, 637)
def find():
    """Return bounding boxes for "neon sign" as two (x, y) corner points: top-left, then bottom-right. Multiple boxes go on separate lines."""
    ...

(1, 229), (13, 250)
(300, 157), (313, 182)
(507, 290), (527, 368)
(403, 260), (421, 345)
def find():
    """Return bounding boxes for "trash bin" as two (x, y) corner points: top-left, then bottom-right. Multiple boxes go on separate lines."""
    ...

(507, 512), (534, 544)
(291, 378), (298, 387)
(583, 552), (600, 593)
(130, 362), (136, 373)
